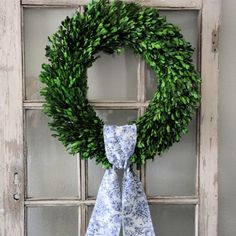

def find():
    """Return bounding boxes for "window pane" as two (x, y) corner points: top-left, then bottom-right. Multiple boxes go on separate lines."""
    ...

(87, 205), (195, 236)
(146, 117), (197, 196)
(96, 109), (138, 125)
(87, 48), (138, 101)
(27, 207), (78, 236)
(146, 10), (198, 100)
(87, 160), (105, 198)
(26, 110), (78, 198)
(150, 205), (195, 236)
(24, 8), (76, 100)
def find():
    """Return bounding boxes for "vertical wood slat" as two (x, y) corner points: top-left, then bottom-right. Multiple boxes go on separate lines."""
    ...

(137, 58), (146, 103)
(77, 6), (86, 235)
(76, 155), (82, 236)
(195, 9), (202, 196)
(79, 158), (87, 235)
(0, 1), (24, 236)
(195, 204), (199, 236)
(199, 0), (221, 235)
(137, 57), (147, 187)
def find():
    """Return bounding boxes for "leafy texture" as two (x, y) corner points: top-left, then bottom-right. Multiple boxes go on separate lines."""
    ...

(40, 0), (201, 168)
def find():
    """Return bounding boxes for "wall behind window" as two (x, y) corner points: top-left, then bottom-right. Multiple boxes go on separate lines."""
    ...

(219, 0), (236, 235)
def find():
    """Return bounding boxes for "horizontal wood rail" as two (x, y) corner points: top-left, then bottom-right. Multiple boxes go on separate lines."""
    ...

(25, 196), (198, 206)
(23, 100), (150, 109)
(21, 0), (202, 9)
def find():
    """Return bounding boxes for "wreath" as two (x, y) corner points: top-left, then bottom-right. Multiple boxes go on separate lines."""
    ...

(39, 0), (201, 168)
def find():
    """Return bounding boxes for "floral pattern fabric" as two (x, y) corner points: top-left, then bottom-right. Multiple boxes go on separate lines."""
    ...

(86, 124), (155, 236)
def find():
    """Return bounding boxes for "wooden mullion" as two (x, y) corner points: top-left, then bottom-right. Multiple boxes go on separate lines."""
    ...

(24, 196), (198, 206)
(21, 5), (26, 102)
(137, 58), (146, 103)
(80, 159), (87, 201)
(24, 207), (28, 236)
(24, 199), (93, 206)
(122, 0), (202, 8)
(79, 204), (87, 235)
(195, 9), (202, 198)
(22, 5), (79, 9)
(23, 101), (149, 109)
(197, 9), (202, 73)
(76, 155), (81, 200)
(76, 154), (82, 235)
(79, 158), (87, 235)
(23, 109), (29, 202)
(195, 108), (200, 204)
(195, 204), (199, 236)
(21, 0), (87, 7)
(137, 56), (147, 190)
(21, 0), (202, 9)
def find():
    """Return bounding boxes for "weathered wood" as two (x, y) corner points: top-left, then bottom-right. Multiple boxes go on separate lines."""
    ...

(195, 204), (199, 236)
(137, 58), (146, 103)
(21, 0), (202, 8)
(24, 196), (198, 206)
(22, 0), (88, 6)
(23, 101), (149, 109)
(25, 199), (94, 206)
(199, 0), (221, 235)
(80, 204), (87, 235)
(80, 159), (87, 235)
(76, 155), (81, 200)
(122, 0), (202, 8)
(195, 10), (202, 198)
(0, 1), (24, 235)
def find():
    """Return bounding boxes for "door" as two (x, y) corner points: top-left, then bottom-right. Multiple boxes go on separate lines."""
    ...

(0, 0), (221, 235)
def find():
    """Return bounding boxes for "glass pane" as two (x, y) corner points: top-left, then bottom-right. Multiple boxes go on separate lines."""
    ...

(87, 109), (138, 197)
(24, 8), (76, 100)
(88, 205), (195, 236)
(96, 109), (138, 125)
(150, 205), (195, 236)
(146, 10), (198, 100)
(87, 160), (105, 198)
(88, 206), (93, 223)
(146, 117), (197, 196)
(87, 48), (138, 101)
(26, 110), (78, 198)
(27, 207), (78, 236)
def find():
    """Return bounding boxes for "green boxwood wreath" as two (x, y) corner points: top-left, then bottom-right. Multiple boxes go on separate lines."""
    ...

(39, 0), (201, 168)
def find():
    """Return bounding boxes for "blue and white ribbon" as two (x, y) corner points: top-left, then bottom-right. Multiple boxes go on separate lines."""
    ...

(86, 124), (155, 236)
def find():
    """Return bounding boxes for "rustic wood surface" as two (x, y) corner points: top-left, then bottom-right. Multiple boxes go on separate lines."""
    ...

(21, 0), (202, 8)
(0, 0), (24, 235)
(199, 0), (221, 235)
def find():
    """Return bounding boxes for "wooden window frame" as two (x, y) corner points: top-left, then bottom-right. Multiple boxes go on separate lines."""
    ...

(0, 0), (221, 235)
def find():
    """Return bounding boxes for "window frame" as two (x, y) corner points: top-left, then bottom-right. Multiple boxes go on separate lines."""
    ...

(0, 0), (221, 235)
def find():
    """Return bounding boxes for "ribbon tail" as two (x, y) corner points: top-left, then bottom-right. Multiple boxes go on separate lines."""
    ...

(122, 169), (156, 236)
(86, 169), (122, 236)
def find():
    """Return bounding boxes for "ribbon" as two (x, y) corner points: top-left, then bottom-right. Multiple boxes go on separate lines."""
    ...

(86, 124), (155, 236)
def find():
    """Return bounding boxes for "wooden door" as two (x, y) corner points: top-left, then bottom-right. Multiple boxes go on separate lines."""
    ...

(0, 0), (221, 235)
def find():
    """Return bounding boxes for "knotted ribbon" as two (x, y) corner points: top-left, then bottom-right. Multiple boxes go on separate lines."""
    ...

(86, 124), (155, 236)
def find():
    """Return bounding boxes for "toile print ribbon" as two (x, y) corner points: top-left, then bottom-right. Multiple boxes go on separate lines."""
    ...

(86, 124), (155, 236)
